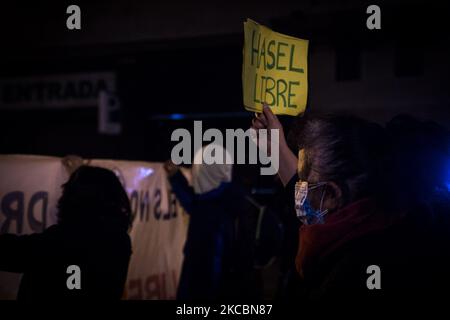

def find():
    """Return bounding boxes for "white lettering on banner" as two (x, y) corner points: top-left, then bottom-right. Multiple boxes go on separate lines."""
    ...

(0, 155), (188, 300)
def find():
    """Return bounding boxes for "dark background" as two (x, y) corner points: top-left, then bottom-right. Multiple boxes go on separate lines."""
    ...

(0, 0), (449, 162)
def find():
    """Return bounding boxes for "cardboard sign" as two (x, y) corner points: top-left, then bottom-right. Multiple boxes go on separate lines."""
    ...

(242, 19), (309, 116)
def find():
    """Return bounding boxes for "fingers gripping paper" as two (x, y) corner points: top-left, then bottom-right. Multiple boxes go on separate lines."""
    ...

(242, 19), (309, 116)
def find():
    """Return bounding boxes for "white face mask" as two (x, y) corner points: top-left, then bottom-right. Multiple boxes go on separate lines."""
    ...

(295, 181), (329, 225)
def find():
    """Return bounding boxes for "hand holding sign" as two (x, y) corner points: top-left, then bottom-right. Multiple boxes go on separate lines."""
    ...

(250, 105), (299, 186)
(251, 104), (285, 157)
(252, 104), (284, 134)
(243, 19), (309, 116)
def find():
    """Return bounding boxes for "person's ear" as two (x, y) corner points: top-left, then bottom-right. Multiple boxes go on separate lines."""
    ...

(324, 181), (343, 212)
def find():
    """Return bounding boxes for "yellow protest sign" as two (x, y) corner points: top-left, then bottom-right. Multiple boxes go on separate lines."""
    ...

(242, 19), (309, 116)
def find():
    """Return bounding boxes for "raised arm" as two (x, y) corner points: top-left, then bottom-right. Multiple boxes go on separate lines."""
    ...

(251, 105), (298, 186)
(164, 161), (195, 214)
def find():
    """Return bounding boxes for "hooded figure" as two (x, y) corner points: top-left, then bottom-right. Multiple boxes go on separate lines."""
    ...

(166, 144), (242, 300)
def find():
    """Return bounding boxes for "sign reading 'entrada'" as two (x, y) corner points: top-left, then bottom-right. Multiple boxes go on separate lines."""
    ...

(0, 72), (116, 109)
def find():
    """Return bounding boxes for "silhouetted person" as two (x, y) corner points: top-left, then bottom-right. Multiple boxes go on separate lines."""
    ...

(0, 165), (132, 300)
(165, 144), (246, 301)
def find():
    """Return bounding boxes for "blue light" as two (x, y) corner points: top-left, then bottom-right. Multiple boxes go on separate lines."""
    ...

(446, 159), (450, 192)
(169, 113), (185, 120)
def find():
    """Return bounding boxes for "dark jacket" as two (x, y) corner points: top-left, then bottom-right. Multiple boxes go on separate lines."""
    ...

(169, 170), (246, 300)
(285, 176), (450, 304)
(0, 223), (132, 300)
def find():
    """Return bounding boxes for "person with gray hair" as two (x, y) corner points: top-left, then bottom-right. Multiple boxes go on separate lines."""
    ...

(252, 105), (450, 303)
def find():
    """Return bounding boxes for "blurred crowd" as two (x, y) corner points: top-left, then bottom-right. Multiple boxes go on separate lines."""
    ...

(1, 106), (449, 303)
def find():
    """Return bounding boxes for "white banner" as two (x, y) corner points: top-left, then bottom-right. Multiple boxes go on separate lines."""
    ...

(0, 155), (188, 300)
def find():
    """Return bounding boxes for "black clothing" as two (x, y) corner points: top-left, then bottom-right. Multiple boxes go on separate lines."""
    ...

(0, 223), (131, 300)
(285, 175), (450, 303)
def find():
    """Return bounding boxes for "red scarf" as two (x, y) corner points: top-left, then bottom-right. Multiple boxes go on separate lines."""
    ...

(295, 198), (399, 278)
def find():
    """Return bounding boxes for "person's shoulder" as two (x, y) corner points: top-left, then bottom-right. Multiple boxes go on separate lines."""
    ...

(321, 225), (406, 273)
(37, 224), (62, 241)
